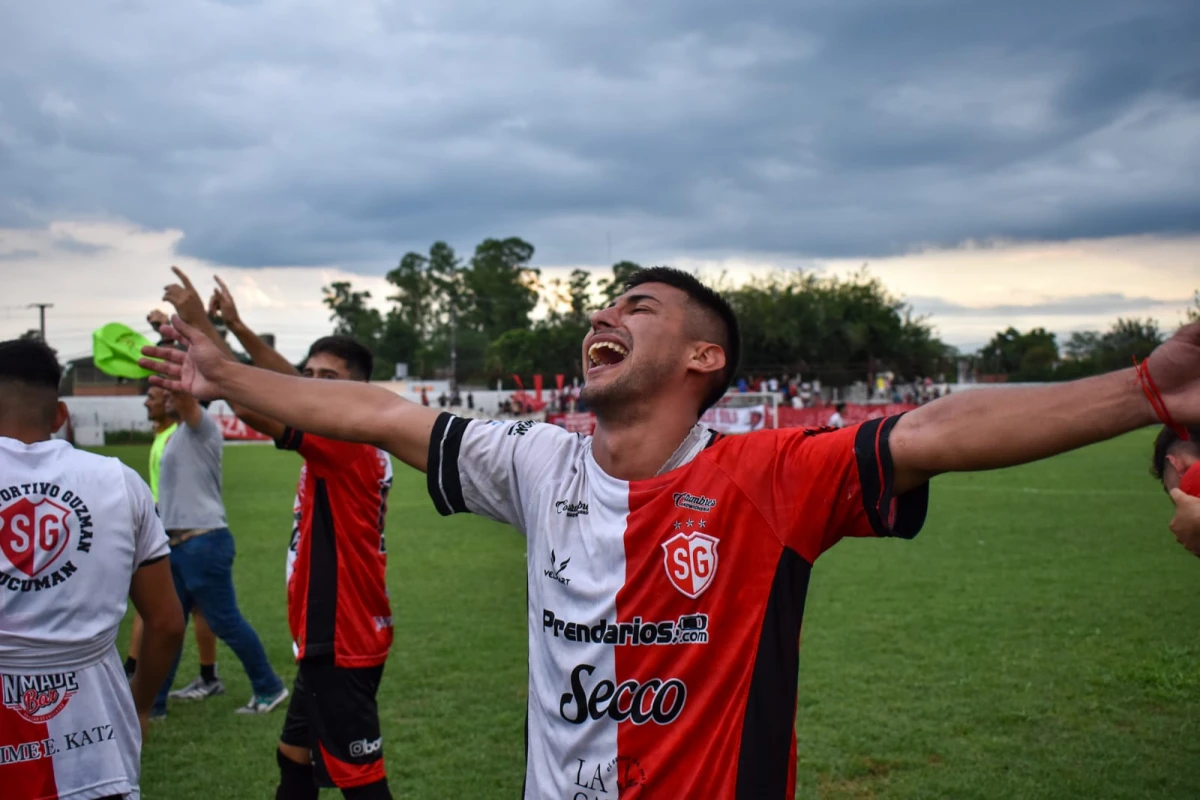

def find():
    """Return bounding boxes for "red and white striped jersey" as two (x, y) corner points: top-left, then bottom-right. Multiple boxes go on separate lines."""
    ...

(0, 437), (169, 800)
(428, 414), (928, 799)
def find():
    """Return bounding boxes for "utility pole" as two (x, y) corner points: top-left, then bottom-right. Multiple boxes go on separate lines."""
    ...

(27, 303), (53, 340)
(448, 262), (458, 395)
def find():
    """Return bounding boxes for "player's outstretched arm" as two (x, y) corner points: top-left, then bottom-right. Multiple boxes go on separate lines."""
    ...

(140, 314), (440, 471)
(889, 320), (1200, 495)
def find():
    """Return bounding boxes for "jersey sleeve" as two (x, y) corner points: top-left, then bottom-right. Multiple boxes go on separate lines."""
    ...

(122, 464), (170, 568)
(275, 427), (364, 469)
(744, 415), (929, 563)
(426, 413), (569, 531)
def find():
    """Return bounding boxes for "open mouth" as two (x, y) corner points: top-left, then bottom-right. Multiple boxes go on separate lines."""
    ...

(587, 340), (629, 370)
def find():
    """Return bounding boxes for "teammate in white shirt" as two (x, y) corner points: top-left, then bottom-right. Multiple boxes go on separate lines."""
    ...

(0, 338), (185, 800)
(142, 268), (1200, 798)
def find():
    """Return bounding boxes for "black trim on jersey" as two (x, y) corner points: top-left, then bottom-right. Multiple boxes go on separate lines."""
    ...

(853, 415), (928, 539)
(137, 554), (168, 568)
(735, 548), (812, 799)
(276, 426), (304, 451)
(427, 412), (470, 516)
(303, 478), (338, 658)
(705, 428), (723, 449)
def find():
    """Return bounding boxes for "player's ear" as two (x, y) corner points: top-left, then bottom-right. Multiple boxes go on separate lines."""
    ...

(53, 401), (69, 433)
(689, 342), (726, 377)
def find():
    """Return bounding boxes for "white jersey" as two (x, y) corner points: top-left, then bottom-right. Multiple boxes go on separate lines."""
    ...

(427, 413), (928, 799)
(0, 437), (170, 800)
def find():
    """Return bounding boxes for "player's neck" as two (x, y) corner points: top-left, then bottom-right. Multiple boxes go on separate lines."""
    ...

(591, 408), (699, 482)
(0, 425), (51, 445)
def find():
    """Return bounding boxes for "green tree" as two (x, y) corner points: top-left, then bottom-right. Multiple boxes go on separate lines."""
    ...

(462, 237), (540, 339)
(386, 251), (435, 340)
(1095, 317), (1163, 372)
(977, 327), (1058, 380)
(322, 281), (382, 347)
(598, 261), (643, 305)
(1063, 331), (1101, 361)
(566, 268), (593, 324)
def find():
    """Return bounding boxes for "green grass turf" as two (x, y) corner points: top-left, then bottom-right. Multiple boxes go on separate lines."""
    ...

(97, 429), (1200, 799)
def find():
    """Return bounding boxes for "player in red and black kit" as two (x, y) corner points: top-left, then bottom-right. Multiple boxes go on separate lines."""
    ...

(162, 270), (394, 800)
(149, 265), (1200, 799)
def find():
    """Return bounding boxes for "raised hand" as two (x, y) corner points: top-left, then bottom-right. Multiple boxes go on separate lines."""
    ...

(163, 266), (208, 326)
(139, 315), (228, 401)
(208, 274), (242, 328)
(1144, 320), (1200, 428)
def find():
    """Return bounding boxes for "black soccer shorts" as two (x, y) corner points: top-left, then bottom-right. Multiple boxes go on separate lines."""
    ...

(280, 656), (386, 789)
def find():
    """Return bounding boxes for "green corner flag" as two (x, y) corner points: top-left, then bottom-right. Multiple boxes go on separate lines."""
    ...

(92, 323), (158, 379)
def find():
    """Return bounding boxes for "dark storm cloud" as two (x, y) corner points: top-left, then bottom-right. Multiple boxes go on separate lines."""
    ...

(0, 0), (1197, 270)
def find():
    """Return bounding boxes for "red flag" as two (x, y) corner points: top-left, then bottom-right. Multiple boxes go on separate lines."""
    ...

(534, 374), (543, 403)
(555, 374), (565, 392)
(512, 374), (524, 390)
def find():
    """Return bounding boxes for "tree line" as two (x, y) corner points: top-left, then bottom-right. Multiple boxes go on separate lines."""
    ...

(321, 237), (960, 387)
(321, 236), (1199, 387)
(974, 291), (1198, 383)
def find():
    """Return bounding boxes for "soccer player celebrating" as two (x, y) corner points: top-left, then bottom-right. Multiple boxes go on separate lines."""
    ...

(163, 269), (395, 800)
(0, 339), (184, 800)
(142, 267), (1200, 799)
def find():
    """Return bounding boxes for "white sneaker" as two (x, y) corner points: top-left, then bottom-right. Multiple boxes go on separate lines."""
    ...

(235, 686), (289, 715)
(169, 676), (226, 701)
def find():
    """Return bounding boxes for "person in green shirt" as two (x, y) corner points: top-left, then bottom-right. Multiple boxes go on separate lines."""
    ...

(148, 402), (177, 502)
(124, 319), (224, 700)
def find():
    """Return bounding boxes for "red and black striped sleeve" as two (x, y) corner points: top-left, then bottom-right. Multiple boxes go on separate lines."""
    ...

(737, 416), (928, 562)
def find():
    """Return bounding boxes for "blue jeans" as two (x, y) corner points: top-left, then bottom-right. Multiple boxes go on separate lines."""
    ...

(153, 528), (283, 713)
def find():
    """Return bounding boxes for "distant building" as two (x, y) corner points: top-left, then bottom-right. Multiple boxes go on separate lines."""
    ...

(60, 356), (147, 397)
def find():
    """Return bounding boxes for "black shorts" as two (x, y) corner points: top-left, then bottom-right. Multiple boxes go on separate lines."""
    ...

(279, 656), (386, 789)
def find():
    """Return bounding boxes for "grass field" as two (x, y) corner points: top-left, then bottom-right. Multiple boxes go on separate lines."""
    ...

(99, 430), (1200, 799)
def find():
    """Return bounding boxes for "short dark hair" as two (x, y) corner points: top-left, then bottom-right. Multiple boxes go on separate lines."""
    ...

(1151, 425), (1200, 481)
(305, 336), (373, 381)
(0, 339), (61, 429)
(624, 266), (741, 414)
(0, 339), (62, 389)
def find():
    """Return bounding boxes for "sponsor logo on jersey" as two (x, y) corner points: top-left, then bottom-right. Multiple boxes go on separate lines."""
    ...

(554, 500), (589, 518)
(507, 420), (538, 436)
(0, 484), (94, 592)
(2, 672), (79, 723)
(572, 756), (650, 796)
(348, 736), (383, 757)
(673, 492), (717, 513)
(544, 549), (571, 585)
(543, 609), (708, 645)
(661, 531), (719, 599)
(559, 663), (687, 725)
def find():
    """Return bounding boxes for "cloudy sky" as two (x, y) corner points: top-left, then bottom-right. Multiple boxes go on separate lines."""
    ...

(1, 0), (1197, 361)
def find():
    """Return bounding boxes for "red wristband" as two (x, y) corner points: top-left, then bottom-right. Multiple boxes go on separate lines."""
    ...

(1133, 356), (1189, 440)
